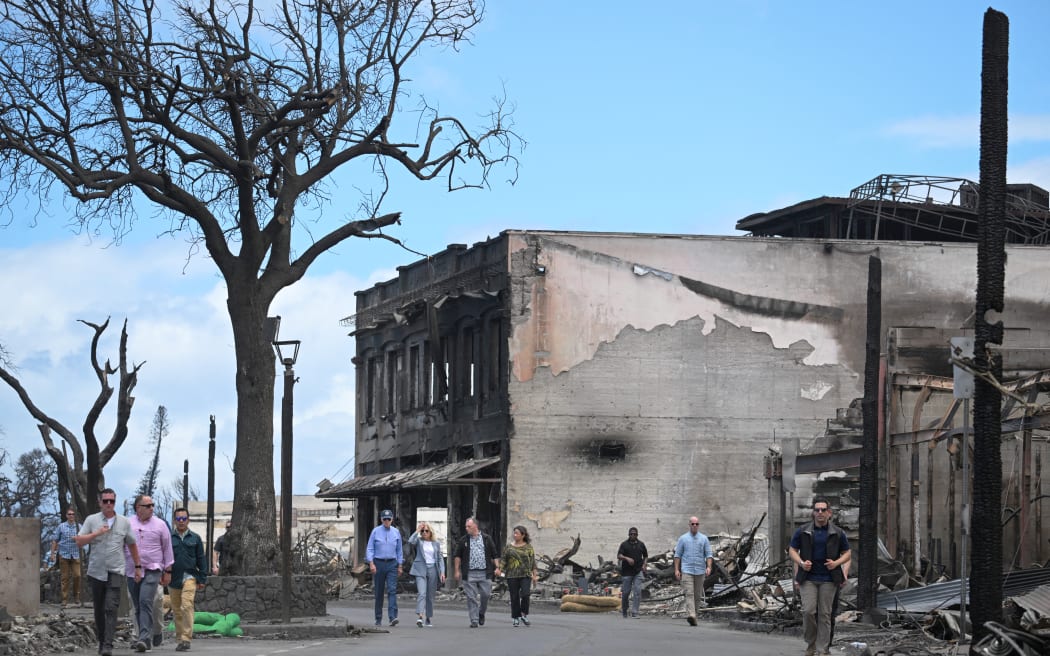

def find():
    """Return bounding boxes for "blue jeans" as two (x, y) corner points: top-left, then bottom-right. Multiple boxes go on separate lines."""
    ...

(373, 559), (399, 623)
(127, 570), (162, 643)
(621, 573), (643, 616)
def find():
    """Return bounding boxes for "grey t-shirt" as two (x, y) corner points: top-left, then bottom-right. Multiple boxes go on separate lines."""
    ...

(80, 512), (136, 581)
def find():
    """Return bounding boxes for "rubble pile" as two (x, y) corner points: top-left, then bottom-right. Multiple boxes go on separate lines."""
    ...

(0, 610), (102, 656)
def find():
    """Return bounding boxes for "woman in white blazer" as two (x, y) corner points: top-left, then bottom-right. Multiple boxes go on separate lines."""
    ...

(408, 521), (446, 627)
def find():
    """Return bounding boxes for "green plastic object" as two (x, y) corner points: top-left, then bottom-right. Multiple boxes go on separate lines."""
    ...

(166, 612), (243, 637)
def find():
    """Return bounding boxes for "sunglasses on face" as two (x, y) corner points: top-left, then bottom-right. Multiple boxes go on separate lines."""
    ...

(101, 499), (116, 505)
(690, 522), (699, 526)
(813, 508), (830, 513)
(175, 517), (189, 522)
(138, 504), (154, 508)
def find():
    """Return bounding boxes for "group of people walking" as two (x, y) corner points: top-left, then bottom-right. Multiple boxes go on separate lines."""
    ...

(614, 516), (714, 625)
(365, 513), (537, 629)
(64, 489), (209, 655)
(367, 497), (849, 656)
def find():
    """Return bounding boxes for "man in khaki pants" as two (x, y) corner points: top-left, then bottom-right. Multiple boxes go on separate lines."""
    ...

(52, 508), (82, 607)
(170, 508), (208, 651)
(674, 516), (713, 627)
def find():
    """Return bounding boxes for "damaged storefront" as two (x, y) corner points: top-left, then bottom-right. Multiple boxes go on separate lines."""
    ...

(317, 238), (512, 560)
(319, 176), (1050, 621)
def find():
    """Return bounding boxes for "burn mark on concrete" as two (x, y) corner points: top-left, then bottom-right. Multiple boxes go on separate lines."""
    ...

(562, 436), (634, 466)
(679, 275), (843, 323)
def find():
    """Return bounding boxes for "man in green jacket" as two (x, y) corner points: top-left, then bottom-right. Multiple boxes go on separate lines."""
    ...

(170, 508), (208, 652)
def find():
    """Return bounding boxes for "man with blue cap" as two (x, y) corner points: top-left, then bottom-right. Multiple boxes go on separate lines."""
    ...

(366, 509), (404, 626)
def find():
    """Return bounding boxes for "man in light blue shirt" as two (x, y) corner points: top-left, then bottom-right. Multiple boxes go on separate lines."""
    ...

(674, 515), (713, 626)
(365, 509), (404, 627)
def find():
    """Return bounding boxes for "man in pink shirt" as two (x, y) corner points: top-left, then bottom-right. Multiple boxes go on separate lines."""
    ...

(124, 495), (174, 653)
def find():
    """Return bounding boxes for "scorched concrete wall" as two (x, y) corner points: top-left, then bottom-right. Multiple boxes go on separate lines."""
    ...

(503, 232), (1050, 560)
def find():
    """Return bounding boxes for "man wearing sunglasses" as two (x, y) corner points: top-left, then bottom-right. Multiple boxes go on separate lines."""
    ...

(169, 508), (207, 651)
(76, 489), (142, 656)
(789, 496), (851, 656)
(125, 495), (174, 653)
(673, 516), (713, 626)
(365, 509), (404, 626)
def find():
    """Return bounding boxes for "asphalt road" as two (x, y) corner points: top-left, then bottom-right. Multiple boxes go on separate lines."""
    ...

(169, 601), (808, 656)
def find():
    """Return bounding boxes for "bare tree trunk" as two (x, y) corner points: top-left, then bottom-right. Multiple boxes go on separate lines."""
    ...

(225, 280), (280, 576)
(970, 8), (1008, 649)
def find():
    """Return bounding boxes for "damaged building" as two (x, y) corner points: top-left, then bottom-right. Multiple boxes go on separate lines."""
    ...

(318, 174), (1050, 581)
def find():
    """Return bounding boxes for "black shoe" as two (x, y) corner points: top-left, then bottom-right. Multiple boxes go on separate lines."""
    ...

(389, 617), (399, 627)
(470, 622), (478, 628)
(135, 641), (147, 653)
(153, 635), (163, 647)
(687, 616), (697, 626)
(478, 614), (485, 626)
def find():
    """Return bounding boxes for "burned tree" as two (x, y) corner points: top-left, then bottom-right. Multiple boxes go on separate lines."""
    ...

(136, 405), (170, 498)
(0, 318), (143, 518)
(0, 0), (521, 575)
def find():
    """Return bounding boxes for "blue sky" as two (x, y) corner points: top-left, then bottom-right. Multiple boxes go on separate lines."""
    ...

(2, 1), (1048, 504)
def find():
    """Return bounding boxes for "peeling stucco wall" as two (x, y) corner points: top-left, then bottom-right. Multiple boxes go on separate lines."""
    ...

(503, 232), (1050, 559)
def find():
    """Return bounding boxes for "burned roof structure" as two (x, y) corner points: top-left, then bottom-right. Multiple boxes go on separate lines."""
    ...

(737, 174), (1050, 243)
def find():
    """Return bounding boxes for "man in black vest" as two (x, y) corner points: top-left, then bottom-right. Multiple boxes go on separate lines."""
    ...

(789, 496), (851, 656)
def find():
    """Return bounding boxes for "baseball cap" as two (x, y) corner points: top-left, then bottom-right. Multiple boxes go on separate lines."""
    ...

(380, 509), (394, 520)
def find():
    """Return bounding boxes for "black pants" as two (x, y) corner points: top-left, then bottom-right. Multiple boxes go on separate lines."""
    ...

(508, 577), (532, 618)
(89, 572), (123, 651)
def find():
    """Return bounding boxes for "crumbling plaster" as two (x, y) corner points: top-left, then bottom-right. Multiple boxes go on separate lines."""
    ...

(502, 232), (1050, 558)
(507, 233), (1050, 380)
(505, 315), (855, 557)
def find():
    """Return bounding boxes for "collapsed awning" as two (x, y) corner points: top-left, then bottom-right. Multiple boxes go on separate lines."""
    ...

(316, 456), (501, 499)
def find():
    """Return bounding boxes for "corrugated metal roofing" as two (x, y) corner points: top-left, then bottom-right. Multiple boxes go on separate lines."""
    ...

(1011, 584), (1050, 619)
(316, 456), (501, 498)
(876, 567), (1050, 612)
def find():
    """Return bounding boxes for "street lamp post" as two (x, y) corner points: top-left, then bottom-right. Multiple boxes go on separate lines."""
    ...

(269, 316), (300, 625)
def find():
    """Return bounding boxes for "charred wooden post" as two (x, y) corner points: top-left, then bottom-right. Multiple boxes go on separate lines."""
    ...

(970, 8), (1009, 646)
(858, 255), (881, 613)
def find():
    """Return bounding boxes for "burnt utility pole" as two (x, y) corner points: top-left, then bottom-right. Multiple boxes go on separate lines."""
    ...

(970, 8), (1009, 648)
(182, 460), (189, 510)
(858, 256), (881, 614)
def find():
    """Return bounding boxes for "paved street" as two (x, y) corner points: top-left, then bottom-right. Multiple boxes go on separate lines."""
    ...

(165, 602), (805, 656)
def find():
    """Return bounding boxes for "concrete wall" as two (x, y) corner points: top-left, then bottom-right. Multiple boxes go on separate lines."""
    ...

(0, 518), (41, 617)
(503, 232), (1050, 559)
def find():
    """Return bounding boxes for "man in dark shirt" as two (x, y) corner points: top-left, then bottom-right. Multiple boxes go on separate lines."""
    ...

(789, 496), (851, 656)
(616, 527), (648, 618)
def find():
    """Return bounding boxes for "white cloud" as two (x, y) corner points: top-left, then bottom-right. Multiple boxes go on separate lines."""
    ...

(1009, 156), (1050, 191)
(0, 237), (369, 503)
